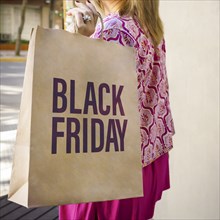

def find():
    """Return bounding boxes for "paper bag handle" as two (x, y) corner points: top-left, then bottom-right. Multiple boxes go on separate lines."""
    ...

(97, 12), (104, 39)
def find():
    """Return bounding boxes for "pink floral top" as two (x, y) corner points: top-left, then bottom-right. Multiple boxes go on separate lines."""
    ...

(90, 12), (176, 167)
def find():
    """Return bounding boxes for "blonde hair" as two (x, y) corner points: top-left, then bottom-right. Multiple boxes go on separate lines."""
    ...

(94, 0), (164, 48)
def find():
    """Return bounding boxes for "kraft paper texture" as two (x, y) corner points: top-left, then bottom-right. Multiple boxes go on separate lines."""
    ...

(8, 26), (143, 208)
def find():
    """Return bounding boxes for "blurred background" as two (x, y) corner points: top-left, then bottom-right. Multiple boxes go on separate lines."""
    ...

(0, 0), (65, 196)
(0, 0), (64, 41)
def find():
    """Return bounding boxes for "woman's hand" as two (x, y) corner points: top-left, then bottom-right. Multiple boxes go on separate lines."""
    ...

(66, 0), (99, 37)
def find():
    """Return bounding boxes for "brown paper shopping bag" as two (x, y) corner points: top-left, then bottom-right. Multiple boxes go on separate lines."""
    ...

(8, 25), (143, 208)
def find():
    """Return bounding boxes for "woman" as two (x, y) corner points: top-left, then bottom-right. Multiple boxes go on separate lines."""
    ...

(59, 0), (176, 219)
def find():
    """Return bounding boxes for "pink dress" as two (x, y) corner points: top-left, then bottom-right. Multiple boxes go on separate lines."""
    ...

(59, 12), (175, 220)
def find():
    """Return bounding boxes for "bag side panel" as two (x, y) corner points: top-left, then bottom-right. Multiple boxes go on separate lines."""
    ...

(7, 27), (37, 208)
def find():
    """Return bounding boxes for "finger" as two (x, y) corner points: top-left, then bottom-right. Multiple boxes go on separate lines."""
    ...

(67, 7), (92, 20)
(75, 1), (94, 16)
(74, 11), (86, 28)
(69, 6), (94, 22)
(85, 0), (99, 16)
(85, 1), (99, 24)
(66, 8), (77, 16)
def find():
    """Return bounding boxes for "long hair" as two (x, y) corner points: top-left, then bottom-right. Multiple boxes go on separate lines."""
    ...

(94, 0), (164, 48)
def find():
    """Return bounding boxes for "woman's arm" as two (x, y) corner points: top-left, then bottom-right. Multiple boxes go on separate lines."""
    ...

(91, 24), (136, 48)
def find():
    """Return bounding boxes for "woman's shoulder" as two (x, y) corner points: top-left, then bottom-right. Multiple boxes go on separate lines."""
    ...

(101, 13), (156, 48)
(91, 13), (137, 47)
(102, 12), (142, 40)
(92, 12), (160, 50)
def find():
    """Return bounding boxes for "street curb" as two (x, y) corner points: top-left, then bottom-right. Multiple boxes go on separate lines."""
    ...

(0, 57), (26, 62)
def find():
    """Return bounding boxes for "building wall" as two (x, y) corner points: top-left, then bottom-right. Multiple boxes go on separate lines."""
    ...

(41, 6), (50, 28)
(0, 4), (50, 41)
(154, 1), (219, 219)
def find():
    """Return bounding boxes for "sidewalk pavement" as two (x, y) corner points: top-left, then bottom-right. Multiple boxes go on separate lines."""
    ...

(0, 50), (27, 62)
(0, 60), (25, 196)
